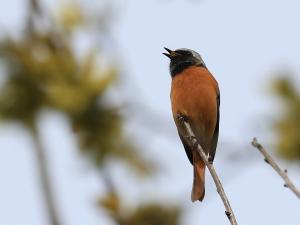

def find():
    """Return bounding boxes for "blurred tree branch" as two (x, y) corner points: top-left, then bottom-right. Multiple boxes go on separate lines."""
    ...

(252, 138), (300, 199)
(178, 116), (238, 225)
(31, 123), (62, 225)
(0, 1), (173, 225)
(99, 167), (182, 225)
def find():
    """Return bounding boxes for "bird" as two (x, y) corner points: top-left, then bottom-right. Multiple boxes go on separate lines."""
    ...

(163, 47), (220, 202)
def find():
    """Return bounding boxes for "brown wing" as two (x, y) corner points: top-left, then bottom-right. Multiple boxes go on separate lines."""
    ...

(208, 92), (220, 162)
(179, 133), (193, 164)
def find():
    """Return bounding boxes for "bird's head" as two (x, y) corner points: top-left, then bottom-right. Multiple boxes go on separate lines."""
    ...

(163, 47), (206, 77)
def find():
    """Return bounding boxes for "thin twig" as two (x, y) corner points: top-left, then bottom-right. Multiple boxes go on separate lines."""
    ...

(180, 118), (238, 225)
(251, 138), (300, 199)
(31, 124), (62, 225)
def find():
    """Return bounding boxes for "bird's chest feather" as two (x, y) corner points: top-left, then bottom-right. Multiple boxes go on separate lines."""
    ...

(170, 66), (218, 139)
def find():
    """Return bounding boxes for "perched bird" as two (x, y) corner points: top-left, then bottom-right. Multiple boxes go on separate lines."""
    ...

(163, 47), (220, 202)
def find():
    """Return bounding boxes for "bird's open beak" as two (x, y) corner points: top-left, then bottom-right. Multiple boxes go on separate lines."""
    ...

(163, 47), (178, 59)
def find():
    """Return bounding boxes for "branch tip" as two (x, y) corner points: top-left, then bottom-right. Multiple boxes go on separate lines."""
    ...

(251, 137), (300, 199)
(251, 137), (258, 145)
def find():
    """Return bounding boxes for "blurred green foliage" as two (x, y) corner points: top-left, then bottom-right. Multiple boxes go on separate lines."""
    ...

(121, 204), (181, 225)
(100, 192), (181, 225)
(0, 1), (150, 172)
(272, 76), (300, 160)
(0, 1), (182, 225)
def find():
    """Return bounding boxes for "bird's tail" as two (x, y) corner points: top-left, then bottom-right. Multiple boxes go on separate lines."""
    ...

(191, 151), (205, 202)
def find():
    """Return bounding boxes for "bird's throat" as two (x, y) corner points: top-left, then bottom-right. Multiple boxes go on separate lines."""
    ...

(170, 62), (206, 77)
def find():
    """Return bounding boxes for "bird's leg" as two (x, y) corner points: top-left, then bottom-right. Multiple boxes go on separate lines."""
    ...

(177, 114), (194, 141)
(177, 114), (199, 151)
(176, 113), (188, 127)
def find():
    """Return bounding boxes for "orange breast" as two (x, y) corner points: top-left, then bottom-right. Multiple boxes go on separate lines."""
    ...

(171, 66), (219, 151)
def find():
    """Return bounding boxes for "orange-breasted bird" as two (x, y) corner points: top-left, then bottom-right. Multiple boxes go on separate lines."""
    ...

(163, 47), (220, 202)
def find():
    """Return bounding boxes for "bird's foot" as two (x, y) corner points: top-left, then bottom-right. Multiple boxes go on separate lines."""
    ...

(176, 114), (188, 127)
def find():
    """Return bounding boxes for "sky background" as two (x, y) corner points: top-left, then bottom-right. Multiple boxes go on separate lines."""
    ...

(1, 0), (300, 225)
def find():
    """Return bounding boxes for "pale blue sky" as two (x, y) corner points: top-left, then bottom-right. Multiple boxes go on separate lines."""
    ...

(1, 0), (300, 225)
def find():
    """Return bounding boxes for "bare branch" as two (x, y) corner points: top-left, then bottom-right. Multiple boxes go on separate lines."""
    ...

(179, 118), (238, 225)
(31, 125), (62, 225)
(251, 138), (300, 199)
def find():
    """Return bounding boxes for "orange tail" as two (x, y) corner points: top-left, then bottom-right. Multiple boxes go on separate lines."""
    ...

(191, 151), (206, 202)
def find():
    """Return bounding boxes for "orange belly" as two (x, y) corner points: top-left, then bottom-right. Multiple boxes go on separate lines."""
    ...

(171, 66), (218, 152)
